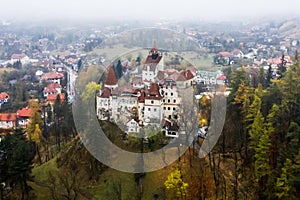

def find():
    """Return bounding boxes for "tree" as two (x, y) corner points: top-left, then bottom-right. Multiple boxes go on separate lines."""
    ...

(0, 128), (34, 199)
(114, 60), (123, 80)
(27, 100), (43, 141)
(165, 169), (188, 199)
(275, 158), (297, 200)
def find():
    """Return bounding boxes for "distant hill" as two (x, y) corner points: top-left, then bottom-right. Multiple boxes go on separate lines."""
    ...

(277, 18), (300, 38)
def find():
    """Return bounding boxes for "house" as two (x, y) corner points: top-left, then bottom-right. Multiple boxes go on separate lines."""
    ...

(11, 53), (30, 65)
(40, 71), (64, 84)
(47, 93), (65, 105)
(175, 69), (195, 88)
(131, 76), (144, 89)
(126, 118), (139, 133)
(43, 83), (62, 98)
(96, 87), (111, 120)
(162, 118), (179, 138)
(143, 83), (163, 125)
(195, 70), (225, 85)
(214, 51), (233, 65)
(161, 84), (181, 120)
(0, 92), (9, 105)
(16, 107), (31, 128)
(0, 113), (17, 129)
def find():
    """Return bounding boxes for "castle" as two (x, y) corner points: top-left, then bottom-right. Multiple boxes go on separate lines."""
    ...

(96, 46), (195, 137)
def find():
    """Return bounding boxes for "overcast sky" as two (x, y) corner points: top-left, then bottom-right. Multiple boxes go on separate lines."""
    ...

(0, 0), (299, 21)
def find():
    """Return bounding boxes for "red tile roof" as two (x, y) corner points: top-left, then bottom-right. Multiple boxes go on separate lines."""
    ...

(177, 69), (195, 81)
(132, 76), (143, 85)
(47, 93), (65, 104)
(217, 75), (227, 80)
(148, 83), (161, 96)
(105, 66), (118, 86)
(40, 71), (64, 81)
(43, 83), (61, 93)
(146, 83), (163, 101)
(98, 87), (111, 98)
(16, 107), (32, 117)
(166, 72), (180, 82)
(0, 113), (17, 121)
(11, 53), (27, 60)
(0, 92), (9, 100)
(145, 55), (162, 64)
(145, 45), (162, 64)
(218, 52), (232, 57)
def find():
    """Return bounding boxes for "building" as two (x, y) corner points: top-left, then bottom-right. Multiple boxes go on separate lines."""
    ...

(16, 107), (31, 128)
(11, 53), (30, 65)
(0, 113), (17, 129)
(40, 71), (64, 84)
(142, 46), (163, 86)
(96, 46), (186, 137)
(0, 92), (9, 107)
(43, 83), (62, 98)
(105, 66), (118, 89)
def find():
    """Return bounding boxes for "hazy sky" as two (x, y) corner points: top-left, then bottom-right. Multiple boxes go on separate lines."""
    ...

(1, 0), (299, 21)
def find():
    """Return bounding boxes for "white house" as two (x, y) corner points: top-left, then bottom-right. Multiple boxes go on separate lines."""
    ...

(143, 83), (163, 125)
(96, 87), (111, 120)
(11, 53), (30, 65)
(43, 83), (62, 98)
(176, 69), (195, 89)
(161, 85), (181, 120)
(126, 118), (139, 133)
(0, 113), (16, 129)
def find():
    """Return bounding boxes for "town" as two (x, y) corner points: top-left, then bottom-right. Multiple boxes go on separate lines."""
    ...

(0, 16), (300, 199)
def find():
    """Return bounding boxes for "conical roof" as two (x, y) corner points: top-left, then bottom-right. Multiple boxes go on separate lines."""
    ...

(106, 66), (117, 86)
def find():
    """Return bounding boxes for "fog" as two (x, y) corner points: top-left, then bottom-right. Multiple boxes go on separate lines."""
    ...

(0, 0), (299, 21)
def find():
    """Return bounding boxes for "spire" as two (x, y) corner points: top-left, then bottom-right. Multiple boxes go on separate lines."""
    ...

(150, 40), (158, 56)
(105, 65), (118, 87)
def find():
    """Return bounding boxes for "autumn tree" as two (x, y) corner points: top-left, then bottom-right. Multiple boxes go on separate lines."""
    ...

(165, 169), (188, 200)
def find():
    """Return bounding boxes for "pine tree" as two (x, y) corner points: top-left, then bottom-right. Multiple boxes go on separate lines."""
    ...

(275, 158), (297, 200)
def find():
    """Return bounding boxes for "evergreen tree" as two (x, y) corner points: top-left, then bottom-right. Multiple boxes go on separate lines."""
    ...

(275, 158), (297, 200)
(0, 129), (34, 199)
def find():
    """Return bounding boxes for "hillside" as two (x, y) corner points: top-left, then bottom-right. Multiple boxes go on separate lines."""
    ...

(28, 121), (239, 200)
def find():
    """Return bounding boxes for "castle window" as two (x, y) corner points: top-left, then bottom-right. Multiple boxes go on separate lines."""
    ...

(168, 107), (170, 110)
(171, 92), (173, 96)
(148, 108), (151, 111)
(151, 100), (154, 104)
(173, 99), (176, 103)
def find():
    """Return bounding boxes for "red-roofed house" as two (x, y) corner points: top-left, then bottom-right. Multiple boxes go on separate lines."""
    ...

(96, 87), (111, 120)
(47, 93), (65, 105)
(43, 83), (62, 98)
(143, 83), (163, 125)
(16, 107), (32, 128)
(0, 92), (9, 106)
(40, 71), (64, 84)
(0, 113), (17, 129)
(176, 69), (195, 88)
